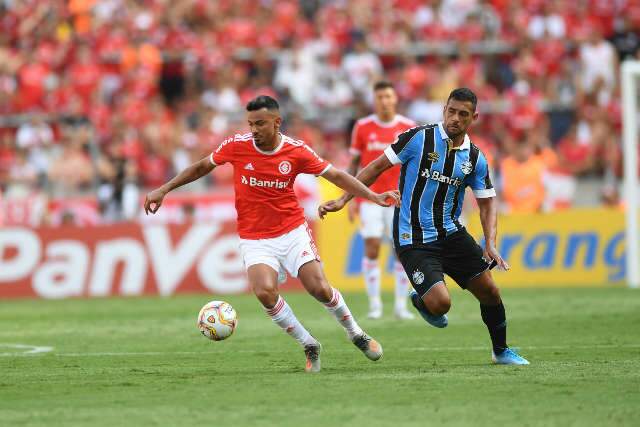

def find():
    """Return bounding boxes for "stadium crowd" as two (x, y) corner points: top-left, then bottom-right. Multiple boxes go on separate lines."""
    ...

(1, 0), (639, 224)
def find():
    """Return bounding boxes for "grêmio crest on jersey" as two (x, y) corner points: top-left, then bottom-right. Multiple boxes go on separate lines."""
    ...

(460, 161), (473, 175)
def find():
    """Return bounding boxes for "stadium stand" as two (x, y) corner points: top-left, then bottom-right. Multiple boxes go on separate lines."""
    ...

(0, 0), (639, 224)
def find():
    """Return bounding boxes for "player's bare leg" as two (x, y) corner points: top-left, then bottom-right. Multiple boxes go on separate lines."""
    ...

(248, 264), (321, 372)
(467, 271), (529, 365)
(297, 260), (383, 361)
(409, 282), (450, 328)
(421, 282), (452, 316)
(363, 238), (383, 319)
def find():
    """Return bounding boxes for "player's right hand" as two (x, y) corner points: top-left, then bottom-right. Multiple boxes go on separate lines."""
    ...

(373, 190), (401, 208)
(347, 201), (358, 223)
(318, 199), (346, 219)
(144, 188), (166, 215)
(484, 245), (510, 271)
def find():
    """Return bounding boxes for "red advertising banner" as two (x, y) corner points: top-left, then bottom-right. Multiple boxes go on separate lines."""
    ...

(0, 222), (304, 299)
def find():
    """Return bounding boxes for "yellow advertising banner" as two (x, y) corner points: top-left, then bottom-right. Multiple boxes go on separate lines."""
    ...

(464, 208), (627, 287)
(318, 181), (628, 288)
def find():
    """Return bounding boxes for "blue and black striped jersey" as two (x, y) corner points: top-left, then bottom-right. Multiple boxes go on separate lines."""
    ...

(383, 122), (495, 248)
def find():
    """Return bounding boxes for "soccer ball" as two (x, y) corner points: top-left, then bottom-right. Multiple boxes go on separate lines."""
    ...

(197, 301), (238, 341)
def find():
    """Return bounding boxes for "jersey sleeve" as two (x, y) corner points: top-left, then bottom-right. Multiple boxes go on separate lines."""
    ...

(298, 144), (332, 176)
(468, 151), (496, 198)
(348, 122), (364, 156)
(383, 126), (422, 165)
(210, 137), (235, 166)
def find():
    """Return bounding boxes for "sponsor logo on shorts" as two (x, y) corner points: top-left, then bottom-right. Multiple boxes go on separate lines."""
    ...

(412, 270), (425, 285)
(421, 168), (462, 187)
(241, 175), (291, 189)
(460, 161), (473, 175)
(301, 250), (311, 258)
(278, 161), (292, 175)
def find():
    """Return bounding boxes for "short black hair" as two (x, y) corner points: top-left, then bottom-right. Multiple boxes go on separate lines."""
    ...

(447, 88), (477, 111)
(246, 95), (279, 112)
(373, 80), (395, 91)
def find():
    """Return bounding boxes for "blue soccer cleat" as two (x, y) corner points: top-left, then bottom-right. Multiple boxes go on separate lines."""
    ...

(492, 348), (530, 365)
(409, 290), (448, 328)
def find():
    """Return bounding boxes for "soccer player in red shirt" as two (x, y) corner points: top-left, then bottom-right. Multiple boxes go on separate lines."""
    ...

(144, 96), (399, 372)
(348, 81), (416, 320)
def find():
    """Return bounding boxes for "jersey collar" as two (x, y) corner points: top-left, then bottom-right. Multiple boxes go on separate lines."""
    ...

(252, 133), (285, 155)
(437, 122), (471, 151)
(372, 114), (400, 128)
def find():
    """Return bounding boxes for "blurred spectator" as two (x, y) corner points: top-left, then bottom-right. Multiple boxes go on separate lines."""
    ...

(527, 2), (566, 40)
(17, 51), (51, 111)
(579, 26), (618, 105)
(341, 32), (383, 100)
(274, 42), (319, 113)
(431, 56), (461, 101)
(546, 122), (596, 204)
(500, 139), (546, 214)
(408, 84), (443, 124)
(609, 16), (640, 61)
(16, 115), (53, 149)
(6, 148), (38, 198)
(439, 0), (478, 31)
(504, 80), (545, 145)
(47, 126), (94, 197)
(96, 140), (140, 221)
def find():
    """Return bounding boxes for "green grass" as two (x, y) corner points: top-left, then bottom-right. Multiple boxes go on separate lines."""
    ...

(1, 288), (639, 427)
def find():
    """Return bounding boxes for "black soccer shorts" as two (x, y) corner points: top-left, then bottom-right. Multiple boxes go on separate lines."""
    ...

(396, 228), (495, 296)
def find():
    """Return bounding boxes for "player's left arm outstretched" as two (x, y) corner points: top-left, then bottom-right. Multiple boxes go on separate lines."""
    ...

(321, 165), (400, 209)
(319, 154), (394, 218)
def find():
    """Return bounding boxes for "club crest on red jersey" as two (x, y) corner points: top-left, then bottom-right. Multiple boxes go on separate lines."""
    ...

(278, 161), (292, 175)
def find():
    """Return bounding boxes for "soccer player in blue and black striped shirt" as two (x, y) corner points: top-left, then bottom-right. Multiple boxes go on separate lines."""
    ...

(319, 88), (529, 365)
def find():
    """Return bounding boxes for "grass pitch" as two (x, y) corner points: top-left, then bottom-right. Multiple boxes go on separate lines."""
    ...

(1, 288), (639, 427)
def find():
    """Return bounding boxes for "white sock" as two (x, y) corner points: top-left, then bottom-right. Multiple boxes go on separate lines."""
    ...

(362, 257), (382, 310)
(324, 288), (364, 340)
(394, 261), (410, 312)
(265, 296), (317, 347)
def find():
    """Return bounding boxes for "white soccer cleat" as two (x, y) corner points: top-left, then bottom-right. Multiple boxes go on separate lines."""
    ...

(394, 308), (416, 320)
(352, 333), (383, 361)
(304, 343), (322, 373)
(367, 305), (383, 319)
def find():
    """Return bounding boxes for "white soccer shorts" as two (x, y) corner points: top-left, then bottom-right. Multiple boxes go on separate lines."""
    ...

(238, 222), (320, 278)
(359, 201), (394, 239)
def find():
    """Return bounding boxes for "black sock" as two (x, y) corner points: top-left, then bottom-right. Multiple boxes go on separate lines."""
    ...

(480, 303), (507, 354)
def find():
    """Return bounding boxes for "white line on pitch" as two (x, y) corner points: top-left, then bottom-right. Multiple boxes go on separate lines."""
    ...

(47, 343), (640, 357)
(1, 343), (638, 358)
(0, 343), (54, 356)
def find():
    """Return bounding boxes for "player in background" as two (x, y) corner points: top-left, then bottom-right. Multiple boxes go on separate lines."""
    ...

(319, 88), (529, 365)
(348, 80), (416, 320)
(145, 96), (399, 372)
